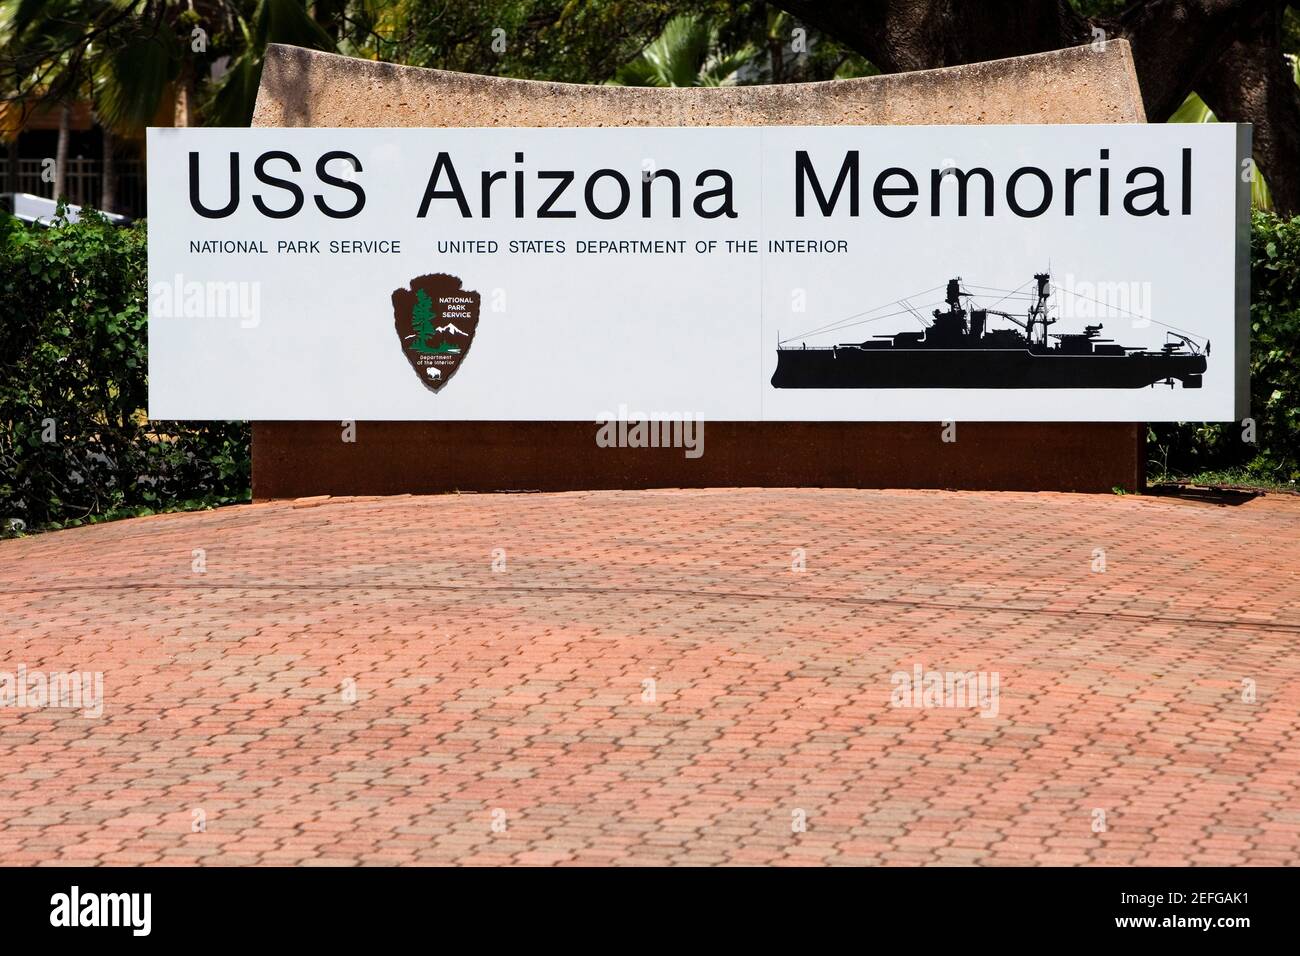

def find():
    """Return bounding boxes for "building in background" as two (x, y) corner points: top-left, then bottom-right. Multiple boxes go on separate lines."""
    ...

(1, 98), (152, 219)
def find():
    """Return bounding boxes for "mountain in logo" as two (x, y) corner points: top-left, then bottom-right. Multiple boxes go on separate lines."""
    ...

(391, 273), (481, 393)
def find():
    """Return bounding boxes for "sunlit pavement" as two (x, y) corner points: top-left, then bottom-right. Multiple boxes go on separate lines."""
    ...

(1, 488), (1298, 866)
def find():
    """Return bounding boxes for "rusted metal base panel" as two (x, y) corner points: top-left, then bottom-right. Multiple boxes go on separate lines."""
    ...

(252, 422), (1144, 499)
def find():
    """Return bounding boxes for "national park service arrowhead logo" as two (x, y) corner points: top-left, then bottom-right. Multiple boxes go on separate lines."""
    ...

(392, 274), (481, 393)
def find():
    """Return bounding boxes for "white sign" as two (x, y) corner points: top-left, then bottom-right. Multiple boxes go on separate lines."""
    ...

(147, 124), (1250, 422)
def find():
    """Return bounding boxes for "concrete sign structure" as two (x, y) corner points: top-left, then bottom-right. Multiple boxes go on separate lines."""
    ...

(219, 40), (1243, 496)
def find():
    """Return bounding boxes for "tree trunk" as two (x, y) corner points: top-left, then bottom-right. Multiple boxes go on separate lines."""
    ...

(772, 0), (1298, 215)
(770, 36), (785, 84)
(5, 138), (18, 195)
(53, 105), (70, 203)
(1195, 3), (1300, 216)
(770, 0), (1091, 73)
(101, 125), (116, 213)
(174, 62), (194, 128)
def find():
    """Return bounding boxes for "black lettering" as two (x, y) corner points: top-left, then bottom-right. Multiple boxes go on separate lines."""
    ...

(537, 171), (576, 218)
(188, 151), (239, 219)
(693, 170), (736, 219)
(1064, 167), (1091, 215)
(1006, 166), (1053, 217)
(873, 167), (917, 218)
(929, 166), (993, 216)
(642, 169), (681, 218)
(481, 170), (506, 217)
(252, 151), (304, 219)
(584, 169), (630, 219)
(795, 150), (858, 217)
(417, 152), (471, 218)
(1099, 149), (1110, 216)
(314, 151), (364, 218)
(514, 152), (525, 218)
(1123, 166), (1169, 216)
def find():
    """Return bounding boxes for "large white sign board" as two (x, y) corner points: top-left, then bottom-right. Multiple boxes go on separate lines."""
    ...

(147, 124), (1250, 422)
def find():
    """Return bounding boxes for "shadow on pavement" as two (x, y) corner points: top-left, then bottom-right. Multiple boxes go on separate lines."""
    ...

(1146, 483), (1263, 507)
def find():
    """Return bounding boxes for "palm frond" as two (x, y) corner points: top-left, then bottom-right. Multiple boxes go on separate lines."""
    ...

(93, 30), (178, 128)
(701, 43), (757, 87)
(614, 13), (757, 88)
(639, 14), (711, 87)
(255, 0), (336, 53)
(1168, 91), (1272, 210)
(207, 17), (261, 127)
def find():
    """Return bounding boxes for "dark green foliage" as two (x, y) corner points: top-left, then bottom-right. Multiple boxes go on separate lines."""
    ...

(409, 288), (438, 352)
(0, 186), (1295, 540)
(1149, 211), (1300, 485)
(360, 1), (680, 84)
(0, 210), (250, 536)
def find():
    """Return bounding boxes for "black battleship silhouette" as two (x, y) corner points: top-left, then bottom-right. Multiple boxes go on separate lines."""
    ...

(771, 273), (1208, 389)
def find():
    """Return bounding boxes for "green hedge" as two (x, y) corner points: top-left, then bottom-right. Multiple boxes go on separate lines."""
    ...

(1148, 211), (1300, 485)
(1, 208), (1296, 536)
(1, 210), (249, 535)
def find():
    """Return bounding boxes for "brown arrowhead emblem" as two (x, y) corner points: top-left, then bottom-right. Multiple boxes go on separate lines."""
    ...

(391, 273), (481, 393)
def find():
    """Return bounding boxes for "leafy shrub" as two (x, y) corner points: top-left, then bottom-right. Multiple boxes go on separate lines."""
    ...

(1149, 210), (1300, 486)
(0, 206), (1295, 535)
(0, 210), (249, 535)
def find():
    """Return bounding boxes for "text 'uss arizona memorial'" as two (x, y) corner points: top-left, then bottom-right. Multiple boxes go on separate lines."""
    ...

(187, 147), (1200, 221)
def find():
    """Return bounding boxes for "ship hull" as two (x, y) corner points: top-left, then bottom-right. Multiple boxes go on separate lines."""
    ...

(771, 347), (1206, 389)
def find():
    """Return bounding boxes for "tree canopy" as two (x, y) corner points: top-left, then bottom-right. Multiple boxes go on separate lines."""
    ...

(2, 1), (1297, 211)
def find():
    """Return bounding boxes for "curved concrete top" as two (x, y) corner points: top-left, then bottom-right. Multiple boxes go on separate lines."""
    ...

(252, 40), (1146, 130)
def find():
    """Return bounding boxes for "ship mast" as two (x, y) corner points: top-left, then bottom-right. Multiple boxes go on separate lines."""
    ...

(946, 278), (963, 315)
(1026, 272), (1056, 346)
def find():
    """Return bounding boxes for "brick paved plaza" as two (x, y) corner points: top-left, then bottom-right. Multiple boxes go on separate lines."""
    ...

(1, 488), (1298, 865)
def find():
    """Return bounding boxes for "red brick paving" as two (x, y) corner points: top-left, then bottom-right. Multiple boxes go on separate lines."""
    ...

(1, 488), (1299, 866)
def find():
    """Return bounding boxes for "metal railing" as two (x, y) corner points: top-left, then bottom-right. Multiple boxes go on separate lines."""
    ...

(1, 157), (145, 217)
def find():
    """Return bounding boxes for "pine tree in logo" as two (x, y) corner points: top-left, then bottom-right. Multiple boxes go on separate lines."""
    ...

(409, 288), (438, 353)
(392, 274), (481, 393)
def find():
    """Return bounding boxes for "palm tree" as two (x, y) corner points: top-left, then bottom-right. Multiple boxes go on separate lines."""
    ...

(0, 1), (91, 202)
(53, 104), (70, 201)
(0, 1), (335, 208)
(611, 14), (757, 88)
(1, 0), (185, 209)
(765, 8), (792, 84)
(207, 0), (336, 126)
